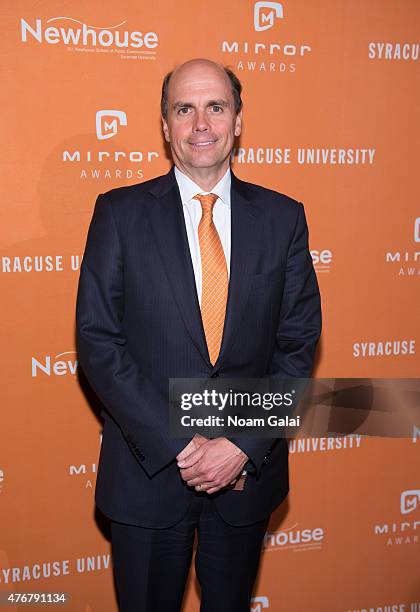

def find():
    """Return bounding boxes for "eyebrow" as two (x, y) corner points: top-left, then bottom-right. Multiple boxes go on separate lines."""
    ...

(172, 99), (230, 110)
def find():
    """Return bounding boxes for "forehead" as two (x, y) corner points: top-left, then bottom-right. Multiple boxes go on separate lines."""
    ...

(168, 64), (233, 102)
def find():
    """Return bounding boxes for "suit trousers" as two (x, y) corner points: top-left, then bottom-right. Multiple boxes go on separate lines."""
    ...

(110, 492), (270, 612)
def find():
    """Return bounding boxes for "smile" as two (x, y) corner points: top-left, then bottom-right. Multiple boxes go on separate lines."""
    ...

(189, 140), (217, 148)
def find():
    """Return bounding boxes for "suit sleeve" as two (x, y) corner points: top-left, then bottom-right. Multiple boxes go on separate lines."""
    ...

(228, 202), (322, 476)
(76, 194), (191, 478)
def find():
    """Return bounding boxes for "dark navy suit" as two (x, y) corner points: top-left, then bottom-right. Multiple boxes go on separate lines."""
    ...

(76, 167), (321, 532)
(76, 167), (321, 610)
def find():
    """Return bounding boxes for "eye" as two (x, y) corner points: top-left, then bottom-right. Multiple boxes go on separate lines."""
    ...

(177, 107), (191, 115)
(211, 105), (223, 113)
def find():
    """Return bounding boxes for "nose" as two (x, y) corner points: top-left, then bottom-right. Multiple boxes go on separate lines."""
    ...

(193, 109), (210, 132)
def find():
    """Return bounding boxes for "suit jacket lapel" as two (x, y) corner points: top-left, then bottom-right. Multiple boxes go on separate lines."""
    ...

(147, 168), (210, 366)
(214, 171), (263, 369)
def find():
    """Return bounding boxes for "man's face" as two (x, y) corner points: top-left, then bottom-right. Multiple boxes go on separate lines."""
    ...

(162, 62), (242, 178)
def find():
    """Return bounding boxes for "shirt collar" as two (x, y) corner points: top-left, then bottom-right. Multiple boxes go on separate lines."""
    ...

(174, 166), (231, 207)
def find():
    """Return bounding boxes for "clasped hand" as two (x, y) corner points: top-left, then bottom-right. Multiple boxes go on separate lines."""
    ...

(176, 434), (248, 495)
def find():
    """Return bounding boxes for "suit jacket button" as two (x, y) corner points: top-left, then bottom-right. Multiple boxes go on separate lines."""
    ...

(211, 372), (219, 378)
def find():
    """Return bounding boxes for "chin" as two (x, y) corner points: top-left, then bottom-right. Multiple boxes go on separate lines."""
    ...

(187, 155), (220, 167)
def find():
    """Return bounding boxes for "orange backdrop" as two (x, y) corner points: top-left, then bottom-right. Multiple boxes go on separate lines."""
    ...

(1, 1), (419, 610)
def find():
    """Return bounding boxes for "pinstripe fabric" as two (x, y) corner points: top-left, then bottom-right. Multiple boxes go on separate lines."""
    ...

(193, 193), (228, 365)
(76, 168), (322, 527)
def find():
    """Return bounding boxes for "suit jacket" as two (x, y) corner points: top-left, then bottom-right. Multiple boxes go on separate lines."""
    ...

(76, 167), (322, 528)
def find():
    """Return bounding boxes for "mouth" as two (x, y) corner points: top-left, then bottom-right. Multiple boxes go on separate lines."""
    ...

(189, 140), (217, 150)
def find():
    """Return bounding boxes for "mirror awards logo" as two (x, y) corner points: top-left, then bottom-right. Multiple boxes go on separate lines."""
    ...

(221, 1), (312, 74)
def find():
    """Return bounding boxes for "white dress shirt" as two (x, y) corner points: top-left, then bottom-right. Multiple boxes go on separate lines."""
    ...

(174, 166), (231, 306)
(175, 167), (248, 476)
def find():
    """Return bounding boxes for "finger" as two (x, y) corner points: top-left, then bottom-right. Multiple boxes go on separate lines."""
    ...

(179, 465), (202, 479)
(179, 471), (193, 482)
(177, 448), (203, 468)
(194, 482), (211, 492)
(176, 443), (195, 462)
(187, 474), (212, 486)
(176, 448), (190, 462)
(176, 436), (206, 462)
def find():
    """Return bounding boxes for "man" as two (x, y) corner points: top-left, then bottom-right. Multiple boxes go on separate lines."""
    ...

(76, 58), (321, 611)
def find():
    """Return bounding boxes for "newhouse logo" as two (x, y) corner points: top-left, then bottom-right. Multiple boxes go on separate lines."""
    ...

(31, 351), (78, 378)
(264, 523), (324, 551)
(311, 249), (333, 273)
(20, 17), (158, 50)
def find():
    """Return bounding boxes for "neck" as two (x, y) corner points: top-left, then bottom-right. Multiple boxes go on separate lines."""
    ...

(174, 161), (230, 192)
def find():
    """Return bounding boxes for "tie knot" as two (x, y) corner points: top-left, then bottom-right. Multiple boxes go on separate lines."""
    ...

(193, 193), (218, 216)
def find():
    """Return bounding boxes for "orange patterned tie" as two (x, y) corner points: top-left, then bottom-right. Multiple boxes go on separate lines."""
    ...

(193, 193), (228, 365)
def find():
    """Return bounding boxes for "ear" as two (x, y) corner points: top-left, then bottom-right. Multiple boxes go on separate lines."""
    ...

(161, 116), (170, 143)
(234, 110), (242, 137)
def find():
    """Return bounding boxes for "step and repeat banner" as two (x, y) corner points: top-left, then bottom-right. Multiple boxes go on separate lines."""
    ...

(1, 1), (419, 610)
